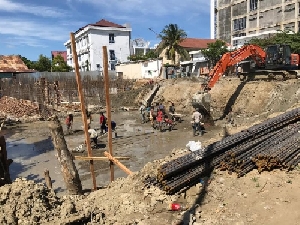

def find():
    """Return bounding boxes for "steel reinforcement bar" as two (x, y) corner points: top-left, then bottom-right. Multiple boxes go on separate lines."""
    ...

(151, 109), (300, 194)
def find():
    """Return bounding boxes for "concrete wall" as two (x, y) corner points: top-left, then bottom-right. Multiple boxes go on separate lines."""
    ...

(141, 60), (162, 78)
(89, 29), (131, 71)
(116, 63), (141, 79)
(218, 7), (232, 43)
(232, 1), (247, 17)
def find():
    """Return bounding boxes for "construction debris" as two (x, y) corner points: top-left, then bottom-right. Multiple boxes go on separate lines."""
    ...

(0, 96), (39, 118)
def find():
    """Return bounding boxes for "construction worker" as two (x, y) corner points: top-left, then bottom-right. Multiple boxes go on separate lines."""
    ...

(87, 128), (98, 147)
(65, 113), (73, 135)
(86, 109), (92, 128)
(156, 108), (164, 131)
(99, 112), (107, 134)
(192, 108), (203, 136)
(139, 102), (146, 123)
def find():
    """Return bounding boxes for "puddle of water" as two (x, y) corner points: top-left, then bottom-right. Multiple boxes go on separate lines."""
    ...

(6, 138), (66, 195)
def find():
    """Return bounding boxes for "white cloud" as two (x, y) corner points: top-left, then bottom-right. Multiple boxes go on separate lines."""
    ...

(0, 18), (71, 45)
(2, 37), (48, 48)
(0, 0), (69, 18)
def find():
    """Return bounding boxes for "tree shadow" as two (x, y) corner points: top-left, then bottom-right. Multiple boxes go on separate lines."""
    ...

(216, 79), (248, 121)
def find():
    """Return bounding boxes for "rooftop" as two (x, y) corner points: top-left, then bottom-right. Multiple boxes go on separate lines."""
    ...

(93, 19), (126, 28)
(179, 38), (217, 49)
(0, 55), (33, 73)
(75, 19), (127, 34)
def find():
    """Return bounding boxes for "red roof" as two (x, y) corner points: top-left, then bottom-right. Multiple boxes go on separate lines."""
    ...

(75, 19), (126, 33)
(93, 19), (125, 28)
(179, 38), (217, 49)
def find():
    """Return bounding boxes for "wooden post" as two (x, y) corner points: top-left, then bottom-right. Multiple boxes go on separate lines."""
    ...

(70, 32), (97, 191)
(44, 169), (53, 189)
(103, 46), (114, 182)
(48, 115), (82, 195)
(104, 151), (133, 175)
(0, 136), (12, 186)
(74, 156), (130, 161)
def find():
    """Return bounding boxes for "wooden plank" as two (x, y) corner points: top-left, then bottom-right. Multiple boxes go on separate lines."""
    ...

(103, 46), (114, 182)
(74, 156), (130, 161)
(70, 32), (97, 191)
(104, 151), (133, 175)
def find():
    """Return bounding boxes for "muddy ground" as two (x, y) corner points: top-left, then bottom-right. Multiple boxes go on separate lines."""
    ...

(3, 110), (222, 194)
(1, 76), (300, 225)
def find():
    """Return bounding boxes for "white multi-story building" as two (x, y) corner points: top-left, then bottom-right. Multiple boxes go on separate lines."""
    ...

(64, 19), (132, 71)
(211, 0), (300, 48)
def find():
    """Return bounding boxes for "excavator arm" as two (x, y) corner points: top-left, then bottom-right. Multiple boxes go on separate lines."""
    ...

(206, 44), (266, 89)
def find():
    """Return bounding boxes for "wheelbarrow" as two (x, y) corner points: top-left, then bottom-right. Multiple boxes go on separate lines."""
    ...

(169, 113), (183, 123)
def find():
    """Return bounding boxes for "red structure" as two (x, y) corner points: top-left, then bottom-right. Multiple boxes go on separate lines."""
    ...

(51, 51), (67, 62)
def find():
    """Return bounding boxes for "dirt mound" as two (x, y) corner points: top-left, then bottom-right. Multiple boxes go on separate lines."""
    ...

(2, 148), (300, 225)
(0, 150), (191, 225)
(0, 178), (62, 224)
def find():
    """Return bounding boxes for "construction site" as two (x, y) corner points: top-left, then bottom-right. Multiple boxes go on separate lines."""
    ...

(1, 63), (300, 225)
(2, 33), (300, 225)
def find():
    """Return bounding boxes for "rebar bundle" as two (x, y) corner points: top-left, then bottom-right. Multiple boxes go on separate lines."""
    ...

(145, 108), (300, 195)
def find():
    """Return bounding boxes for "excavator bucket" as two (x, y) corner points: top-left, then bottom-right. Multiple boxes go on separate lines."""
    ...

(192, 91), (211, 119)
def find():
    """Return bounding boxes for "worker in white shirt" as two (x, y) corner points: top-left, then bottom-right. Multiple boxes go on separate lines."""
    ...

(192, 108), (203, 136)
(88, 128), (98, 146)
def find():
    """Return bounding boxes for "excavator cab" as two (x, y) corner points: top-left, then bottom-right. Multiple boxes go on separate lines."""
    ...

(264, 44), (292, 70)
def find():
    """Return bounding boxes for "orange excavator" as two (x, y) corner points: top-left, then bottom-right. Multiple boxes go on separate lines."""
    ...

(192, 44), (300, 113)
(205, 44), (266, 89)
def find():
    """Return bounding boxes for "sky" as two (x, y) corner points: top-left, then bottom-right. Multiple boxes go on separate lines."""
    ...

(0, 0), (211, 61)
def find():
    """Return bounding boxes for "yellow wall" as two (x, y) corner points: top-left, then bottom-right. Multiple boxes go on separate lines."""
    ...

(116, 63), (142, 79)
(159, 48), (181, 65)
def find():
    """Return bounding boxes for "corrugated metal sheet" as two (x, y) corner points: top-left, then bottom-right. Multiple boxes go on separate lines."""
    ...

(0, 55), (34, 73)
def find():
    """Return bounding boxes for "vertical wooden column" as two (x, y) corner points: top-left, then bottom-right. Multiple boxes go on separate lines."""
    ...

(70, 32), (97, 191)
(103, 46), (114, 182)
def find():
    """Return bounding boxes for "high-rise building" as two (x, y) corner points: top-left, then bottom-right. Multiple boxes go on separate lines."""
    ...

(211, 0), (300, 48)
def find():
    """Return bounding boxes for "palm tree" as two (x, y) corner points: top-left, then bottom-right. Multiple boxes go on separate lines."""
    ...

(157, 24), (189, 65)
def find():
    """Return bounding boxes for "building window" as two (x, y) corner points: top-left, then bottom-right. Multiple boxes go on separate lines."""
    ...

(109, 33), (115, 43)
(233, 40), (238, 46)
(250, 0), (258, 11)
(233, 20), (239, 31)
(78, 55), (81, 61)
(109, 50), (116, 60)
(233, 17), (247, 31)
(96, 64), (101, 71)
(111, 63), (115, 70)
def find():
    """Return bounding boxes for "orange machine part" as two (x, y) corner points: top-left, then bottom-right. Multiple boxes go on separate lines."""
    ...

(207, 45), (266, 89)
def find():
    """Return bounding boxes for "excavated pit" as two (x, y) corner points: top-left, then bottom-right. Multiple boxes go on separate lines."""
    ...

(1, 76), (300, 225)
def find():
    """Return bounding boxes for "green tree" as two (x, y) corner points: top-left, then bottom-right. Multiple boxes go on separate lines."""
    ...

(19, 55), (35, 69)
(157, 24), (189, 65)
(201, 39), (229, 66)
(145, 49), (157, 59)
(51, 55), (72, 72)
(34, 54), (52, 72)
(248, 30), (300, 54)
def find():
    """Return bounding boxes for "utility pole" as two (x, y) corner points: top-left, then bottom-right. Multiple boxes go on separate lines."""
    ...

(148, 28), (161, 77)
